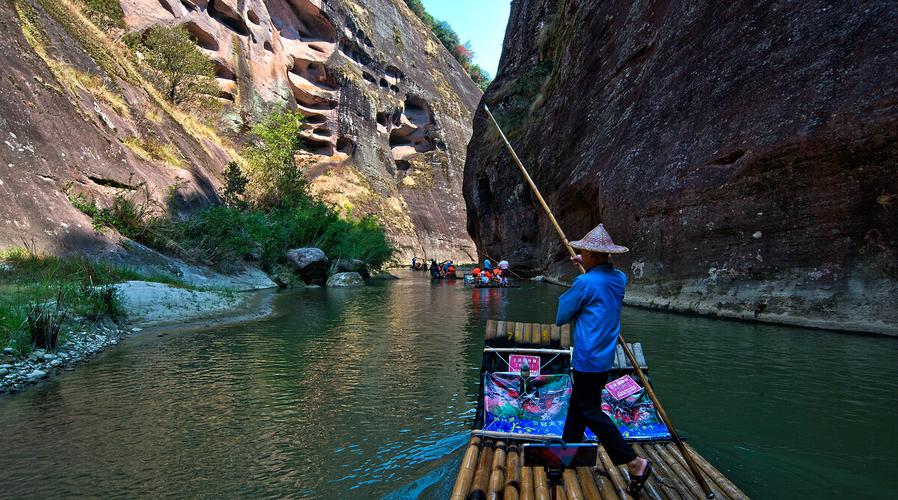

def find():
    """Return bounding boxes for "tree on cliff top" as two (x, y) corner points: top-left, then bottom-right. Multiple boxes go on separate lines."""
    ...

(402, 0), (491, 91)
(140, 26), (216, 104)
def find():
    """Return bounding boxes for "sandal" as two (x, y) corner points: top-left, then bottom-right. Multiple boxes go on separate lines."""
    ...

(627, 460), (653, 497)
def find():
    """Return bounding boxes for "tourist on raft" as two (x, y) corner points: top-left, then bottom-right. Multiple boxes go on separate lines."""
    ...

(447, 263), (457, 279)
(498, 259), (510, 286)
(555, 223), (652, 495)
(483, 258), (492, 272)
(430, 259), (440, 279)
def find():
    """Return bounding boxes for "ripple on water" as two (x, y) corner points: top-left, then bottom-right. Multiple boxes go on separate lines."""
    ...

(1, 273), (897, 499)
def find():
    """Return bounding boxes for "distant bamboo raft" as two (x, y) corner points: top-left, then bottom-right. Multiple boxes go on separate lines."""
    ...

(452, 320), (749, 499)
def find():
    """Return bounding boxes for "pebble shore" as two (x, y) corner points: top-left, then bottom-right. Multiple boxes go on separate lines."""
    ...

(0, 322), (141, 394)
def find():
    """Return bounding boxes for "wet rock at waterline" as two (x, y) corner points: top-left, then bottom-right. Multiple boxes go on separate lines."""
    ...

(334, 259), (370, 279)
(326, 272), (365, 288)
(464, 0), (898, 335)
(287, 248), (329, 286)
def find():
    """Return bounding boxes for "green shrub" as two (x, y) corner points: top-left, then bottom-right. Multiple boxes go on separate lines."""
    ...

(139, 26), (217, 104)
(244, 110), (307, 208)
(160, 203), (394, 272)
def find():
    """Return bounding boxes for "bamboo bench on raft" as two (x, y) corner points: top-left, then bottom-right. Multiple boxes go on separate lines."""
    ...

(450, 320), (748, 500)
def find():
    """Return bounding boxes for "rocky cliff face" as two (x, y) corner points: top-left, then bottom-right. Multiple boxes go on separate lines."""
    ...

(465, 0), (898, 334)
(0, 0), (234, 257)
(120, 0), (480, 262)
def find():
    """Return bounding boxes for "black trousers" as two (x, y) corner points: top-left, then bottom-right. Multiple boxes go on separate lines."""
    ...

(562, 370), (637, 465)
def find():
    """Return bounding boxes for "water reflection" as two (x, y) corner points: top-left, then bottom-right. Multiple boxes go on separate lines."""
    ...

(0, 272), (896, 499)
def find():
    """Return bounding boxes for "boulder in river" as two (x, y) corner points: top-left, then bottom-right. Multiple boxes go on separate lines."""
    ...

(286, 248), (329, 286)
(326, 272), (365, 288)
(334, 259), (370, 279)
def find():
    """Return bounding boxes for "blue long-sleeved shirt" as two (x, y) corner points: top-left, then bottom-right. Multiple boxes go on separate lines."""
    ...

(555, 264), (626, 372)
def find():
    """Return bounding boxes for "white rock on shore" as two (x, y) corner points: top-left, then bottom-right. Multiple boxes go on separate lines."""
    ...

(112, 281), (243, 326)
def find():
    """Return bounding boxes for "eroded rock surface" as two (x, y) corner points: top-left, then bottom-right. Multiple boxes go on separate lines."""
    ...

(465, 0), (898, 334)
(120, 0), (480, 262)
(0, 0), (234, 256)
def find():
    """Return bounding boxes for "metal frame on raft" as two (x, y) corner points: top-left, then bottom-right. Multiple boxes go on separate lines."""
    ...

(450, 319), (749, 500)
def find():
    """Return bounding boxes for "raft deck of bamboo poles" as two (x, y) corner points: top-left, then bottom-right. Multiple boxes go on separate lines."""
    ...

(450, 320), (748, 499)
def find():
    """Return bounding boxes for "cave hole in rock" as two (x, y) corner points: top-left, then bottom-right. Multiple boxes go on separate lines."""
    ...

(389, 85), (400, 93)
(208, 0), (250, 36)
(336, 137), (354, 155)
(292, 83), (338, 110)
(291, 59), (337, 89)
(362, 71), (376, 84)
(303, 137), (335, 156)
(312, 127), (332, 137)
(247, 9), (260, 25)
(185, 21), (219, 51)
(395, 159), (411, 171)
(339, 39), (372, 66)
(304, 114), (327, 125)
(283, 0), (336, 42)
(709, 149), (746, 165)
(387, 96), (436, 156)
(218, 89), (236, 101)
(379, 78), (388, 88)
(179, 0), (197, 13)
(376, 111), (391, 131)
(385, 65), (405, 82)
(89, 175), (135, 190)
(263, 40), (274, 52)
(213, 61), (236, 81)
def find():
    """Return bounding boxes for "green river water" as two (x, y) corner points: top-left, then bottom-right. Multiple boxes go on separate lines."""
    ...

(1, 271), (896, 498)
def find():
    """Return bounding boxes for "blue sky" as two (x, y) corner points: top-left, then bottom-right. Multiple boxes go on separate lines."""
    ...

(420, 0), (511, 77)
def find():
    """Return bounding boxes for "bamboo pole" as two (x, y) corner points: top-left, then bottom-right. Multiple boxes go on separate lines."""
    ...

(562, 469), (585, 500)
(653, 444), (706, 499)
(451, 437), (482, 500)
(521, 466), (535, 500)
(533, 466), (551, 500)
(684, 443), (748, 499)
(484, 105), (716, 498)
(505, 445), (521, 500)
(632, 444), (672, 500)
(596, 446), (628, 499)
(638, 443), (691, 500)
(575, 468), (603, 500)
(471, 440), (496, 498)
(663, 443), (725, 499)
(489, 441), (508, 499)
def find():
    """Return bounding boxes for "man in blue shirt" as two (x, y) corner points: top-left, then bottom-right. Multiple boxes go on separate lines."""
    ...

(556, 224), (651, 494)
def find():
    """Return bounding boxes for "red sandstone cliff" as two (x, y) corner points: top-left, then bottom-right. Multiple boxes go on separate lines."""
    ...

(464, 0), (898, 334)
(119, 0), (480, 262)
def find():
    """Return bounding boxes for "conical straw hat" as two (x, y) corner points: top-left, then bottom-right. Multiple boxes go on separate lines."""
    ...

(569, 224), (629, 254)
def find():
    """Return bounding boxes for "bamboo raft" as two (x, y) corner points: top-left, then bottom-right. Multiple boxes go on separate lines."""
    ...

(450, 320), (747, 500)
